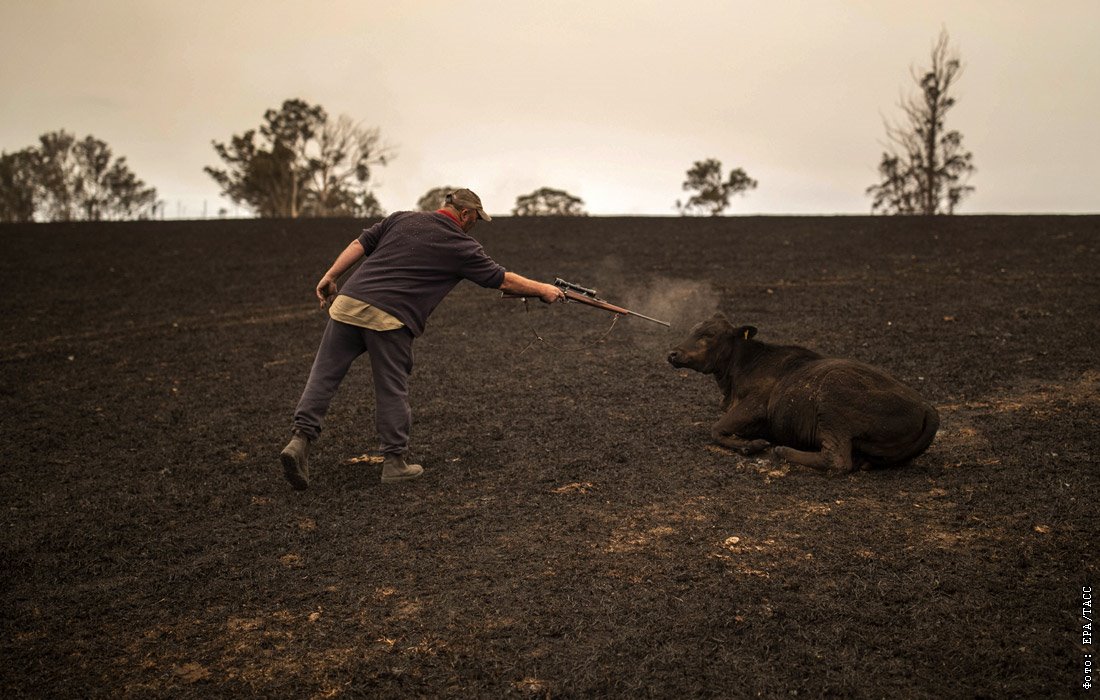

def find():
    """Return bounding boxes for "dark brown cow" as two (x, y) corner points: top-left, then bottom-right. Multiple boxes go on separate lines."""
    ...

(667, 313), (939, 473)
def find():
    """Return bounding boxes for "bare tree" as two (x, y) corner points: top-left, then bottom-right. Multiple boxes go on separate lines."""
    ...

(512, 187), (587, 216)
(304, 115), (388, 217)
(676, 159), (757, 216)
(867, 29), (975, 215)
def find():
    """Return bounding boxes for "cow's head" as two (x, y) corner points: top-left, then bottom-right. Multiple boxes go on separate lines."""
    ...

(667, 312), (756, 374)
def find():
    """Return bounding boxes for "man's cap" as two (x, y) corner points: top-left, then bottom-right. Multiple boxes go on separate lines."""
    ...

(446, 188), (492, 222)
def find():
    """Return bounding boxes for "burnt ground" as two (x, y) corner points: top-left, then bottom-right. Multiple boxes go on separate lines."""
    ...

(1, 215), (1097, 698)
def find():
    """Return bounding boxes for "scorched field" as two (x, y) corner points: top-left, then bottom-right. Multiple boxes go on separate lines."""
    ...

(1, 214), (1096, 698)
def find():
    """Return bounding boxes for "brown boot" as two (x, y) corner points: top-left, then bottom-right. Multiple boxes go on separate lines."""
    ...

(280, 431), (311, 490)
(380, 453), (423, 483)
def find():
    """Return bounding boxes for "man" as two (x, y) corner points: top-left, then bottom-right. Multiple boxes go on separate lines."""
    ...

(280, 188), (563, 489)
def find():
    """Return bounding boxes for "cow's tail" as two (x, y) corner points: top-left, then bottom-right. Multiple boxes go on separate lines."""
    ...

(894, 405), (940, 464)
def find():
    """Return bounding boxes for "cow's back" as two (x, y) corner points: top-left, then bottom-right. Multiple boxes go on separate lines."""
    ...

(766, 358), (938, 463)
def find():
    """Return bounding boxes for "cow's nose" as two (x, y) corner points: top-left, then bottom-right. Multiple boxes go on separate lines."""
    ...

(667, 350), (679, 364)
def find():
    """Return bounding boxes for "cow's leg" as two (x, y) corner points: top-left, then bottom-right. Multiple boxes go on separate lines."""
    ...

(715, 434), (772, 454)
(774, 433), (854, 474)
(711, 403), (770, 455)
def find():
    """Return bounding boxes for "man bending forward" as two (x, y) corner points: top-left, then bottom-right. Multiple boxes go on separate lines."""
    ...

(280, 188), (563, 488)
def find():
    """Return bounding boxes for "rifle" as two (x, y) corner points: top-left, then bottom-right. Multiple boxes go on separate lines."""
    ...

(503, 278), (670, 328)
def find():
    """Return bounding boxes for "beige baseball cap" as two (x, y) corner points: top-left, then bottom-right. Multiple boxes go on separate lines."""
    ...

(446, 188), (492, 222)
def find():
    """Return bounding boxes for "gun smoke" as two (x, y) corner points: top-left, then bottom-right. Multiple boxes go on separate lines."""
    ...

(603, 260), (719, 339)
(621, 277), (720, 334)
(542, 255), (721, 353)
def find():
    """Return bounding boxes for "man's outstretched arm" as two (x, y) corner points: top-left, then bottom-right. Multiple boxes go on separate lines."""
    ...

(499, 271), (566, 304)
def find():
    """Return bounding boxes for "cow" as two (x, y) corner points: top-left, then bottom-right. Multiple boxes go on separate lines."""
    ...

(667, 313), (939, 473)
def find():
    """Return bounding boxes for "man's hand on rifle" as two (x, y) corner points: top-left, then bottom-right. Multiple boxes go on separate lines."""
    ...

(506, 276), (672, 327)
(538, 282), (566, 304)
(499, 272), (565, 304)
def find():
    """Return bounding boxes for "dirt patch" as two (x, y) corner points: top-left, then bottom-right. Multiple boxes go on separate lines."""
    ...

(1, 215), (1096, 697)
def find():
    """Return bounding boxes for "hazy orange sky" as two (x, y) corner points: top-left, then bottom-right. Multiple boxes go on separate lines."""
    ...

(2, 1), (1097, 216)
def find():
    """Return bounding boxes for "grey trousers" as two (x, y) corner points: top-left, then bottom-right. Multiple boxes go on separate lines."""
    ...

(292, 319), (414, 455)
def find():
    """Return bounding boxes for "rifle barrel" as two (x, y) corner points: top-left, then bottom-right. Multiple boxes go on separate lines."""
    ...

(504, 288), (670, 328)
(627, 310), (672, 328)
(566, 291), (670, 327)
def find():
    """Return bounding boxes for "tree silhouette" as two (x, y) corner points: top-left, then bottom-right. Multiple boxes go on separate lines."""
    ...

(676, 159), (757, 216)
(417, 186), (457, 212)
(867, 29), (975, 215)
(206, 99), (391, 218)
(512, 187), (587, 216)
(0, 131), (157, 222)
(0, 148), (37, 223)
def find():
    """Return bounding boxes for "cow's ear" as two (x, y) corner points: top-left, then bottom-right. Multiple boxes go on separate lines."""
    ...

(736, 325), (757, 340)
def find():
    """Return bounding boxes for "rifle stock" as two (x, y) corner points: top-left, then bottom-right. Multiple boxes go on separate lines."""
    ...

(562, 288), (630, 315)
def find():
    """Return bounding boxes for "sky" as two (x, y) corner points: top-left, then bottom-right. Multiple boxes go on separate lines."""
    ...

(1, 0), (1097, 217)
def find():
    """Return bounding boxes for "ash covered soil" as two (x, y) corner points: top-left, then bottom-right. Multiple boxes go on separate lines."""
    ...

(1, 215), (1097, 698)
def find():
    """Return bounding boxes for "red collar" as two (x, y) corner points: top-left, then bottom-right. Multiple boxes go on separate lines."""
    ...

(436, 208), (461, 226)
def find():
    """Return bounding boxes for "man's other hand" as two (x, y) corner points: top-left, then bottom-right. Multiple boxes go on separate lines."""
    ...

(316, 277), (338, 308)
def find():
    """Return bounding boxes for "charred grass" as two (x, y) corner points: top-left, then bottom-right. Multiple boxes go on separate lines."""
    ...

(1, 215), (1097, 697)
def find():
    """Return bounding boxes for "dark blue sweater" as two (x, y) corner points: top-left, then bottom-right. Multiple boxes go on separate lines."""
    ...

(338, 211), (506, 337)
